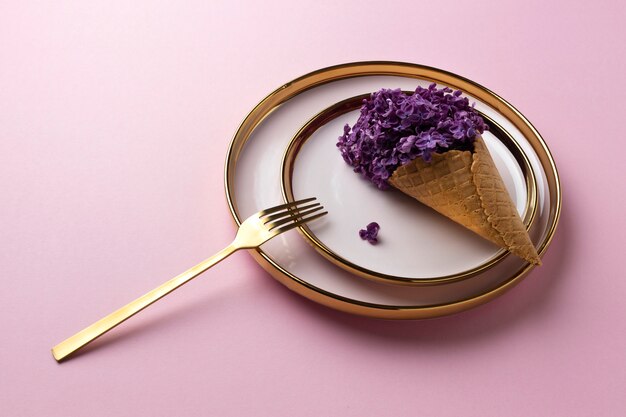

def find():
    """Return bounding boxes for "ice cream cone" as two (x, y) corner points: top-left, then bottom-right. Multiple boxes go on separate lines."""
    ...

(388, 136), (541, 265)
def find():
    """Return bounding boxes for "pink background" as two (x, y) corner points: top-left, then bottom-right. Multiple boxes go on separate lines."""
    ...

(1, 1), (625, 416)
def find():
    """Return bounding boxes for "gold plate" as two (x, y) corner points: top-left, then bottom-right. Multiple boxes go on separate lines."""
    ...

(224, 61), (561, 319)
(281, 92), (537, 285)
(280, 93), (538, 286)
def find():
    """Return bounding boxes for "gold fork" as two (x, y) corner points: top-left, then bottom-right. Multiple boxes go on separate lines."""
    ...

(52, 197), (326, 361)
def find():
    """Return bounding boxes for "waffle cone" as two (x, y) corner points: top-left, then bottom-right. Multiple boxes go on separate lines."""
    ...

(388, 136), (541, 265)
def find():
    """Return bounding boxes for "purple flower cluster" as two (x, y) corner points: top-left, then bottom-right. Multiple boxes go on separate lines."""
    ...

(359, 222), (380, 244)
(337, 84), (488, 189)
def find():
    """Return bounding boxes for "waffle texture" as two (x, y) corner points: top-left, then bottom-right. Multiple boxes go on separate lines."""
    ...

(388, 136), (540, 264)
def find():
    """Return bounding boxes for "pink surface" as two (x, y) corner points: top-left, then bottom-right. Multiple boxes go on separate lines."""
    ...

(1, 1), (625, 416)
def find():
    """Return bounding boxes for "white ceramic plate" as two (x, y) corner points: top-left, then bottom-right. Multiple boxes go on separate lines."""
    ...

(225, 62), (561, 319)
(280, 95), (538, 285)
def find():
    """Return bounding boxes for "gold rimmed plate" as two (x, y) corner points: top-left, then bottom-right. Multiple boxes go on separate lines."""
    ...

(280, 93), (538, 286)
(225, 61), (561, 319)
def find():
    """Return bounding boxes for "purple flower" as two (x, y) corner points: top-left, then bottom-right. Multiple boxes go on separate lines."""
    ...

(337, 84), (488, 188)
(359, 222), (380, 244)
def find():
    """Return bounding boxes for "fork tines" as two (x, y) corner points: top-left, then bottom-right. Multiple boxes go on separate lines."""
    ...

(261, 197), (327, 232)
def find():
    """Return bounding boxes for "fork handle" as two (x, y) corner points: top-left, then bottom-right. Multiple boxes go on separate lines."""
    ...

(52, 243), (238, 361)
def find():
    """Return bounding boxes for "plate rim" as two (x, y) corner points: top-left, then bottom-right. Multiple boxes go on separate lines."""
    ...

(224, 61), (562, 319)
(280, 94), (539, 286)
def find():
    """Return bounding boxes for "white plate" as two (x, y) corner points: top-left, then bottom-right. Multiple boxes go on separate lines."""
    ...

(280, 95), (538, 285)
(225, 62), (561, 319)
